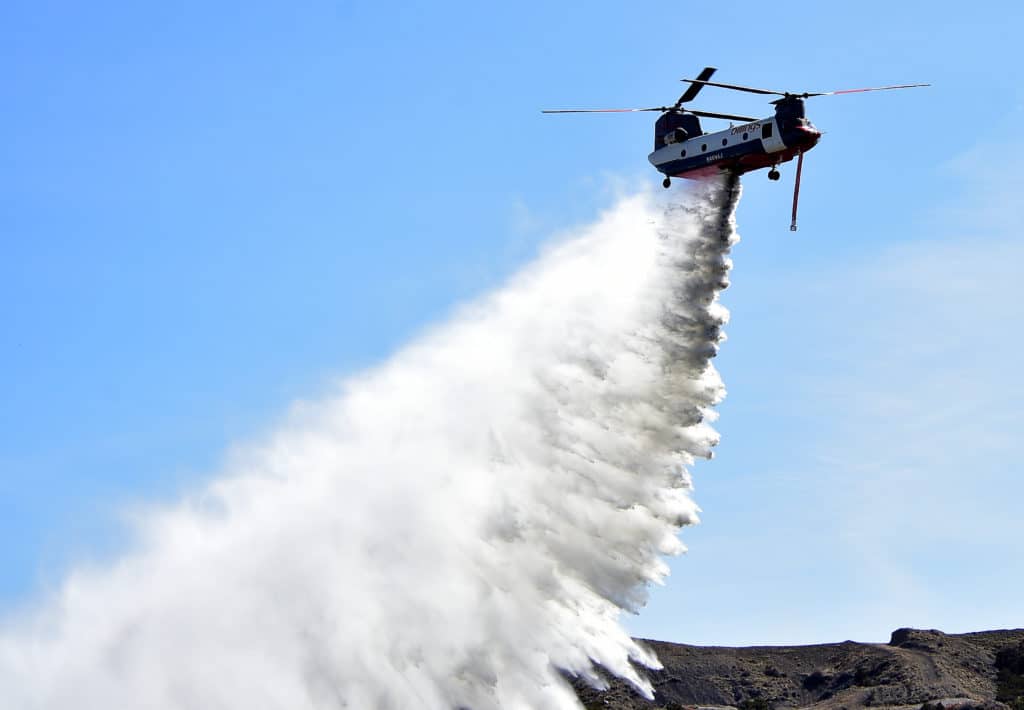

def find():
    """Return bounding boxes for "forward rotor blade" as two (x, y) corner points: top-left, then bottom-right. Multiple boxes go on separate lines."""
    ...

(810, 83), (931, 96)
(681, 78), (787, 96)
(675, 66), (717, 106)
(688, 109), (759, 122)
(541, 107), (668, 113)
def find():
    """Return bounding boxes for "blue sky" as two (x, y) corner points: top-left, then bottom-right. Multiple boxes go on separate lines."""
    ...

(2, 0), (1022, 645)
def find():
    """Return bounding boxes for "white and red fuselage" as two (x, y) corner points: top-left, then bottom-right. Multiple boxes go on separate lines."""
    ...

(649, 105), (822, 180)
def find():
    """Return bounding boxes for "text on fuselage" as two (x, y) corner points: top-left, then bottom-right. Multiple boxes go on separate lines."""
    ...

(730, 122), (762, 136)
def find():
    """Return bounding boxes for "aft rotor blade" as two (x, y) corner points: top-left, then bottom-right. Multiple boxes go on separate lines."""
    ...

(688, 109), (759, 122)
(541, 107), (668, 113)
(808, 83), (931, 97)
(674, 66), (717, 106)
(681, 78), (787, 96)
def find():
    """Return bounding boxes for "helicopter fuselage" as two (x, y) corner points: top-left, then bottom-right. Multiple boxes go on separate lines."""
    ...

(649, 113), (821, 180)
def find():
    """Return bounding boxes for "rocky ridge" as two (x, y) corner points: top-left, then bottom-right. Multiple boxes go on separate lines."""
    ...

(574, 628), (1024, 710)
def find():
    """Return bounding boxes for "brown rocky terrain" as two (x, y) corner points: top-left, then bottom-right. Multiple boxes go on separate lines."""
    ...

(574, 628), (1024, 710)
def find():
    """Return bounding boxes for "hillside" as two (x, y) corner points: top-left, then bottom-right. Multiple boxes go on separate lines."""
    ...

(574, 628), (1024, 710)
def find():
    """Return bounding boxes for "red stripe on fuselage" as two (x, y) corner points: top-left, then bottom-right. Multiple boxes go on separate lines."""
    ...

(673, 140), (819, 179)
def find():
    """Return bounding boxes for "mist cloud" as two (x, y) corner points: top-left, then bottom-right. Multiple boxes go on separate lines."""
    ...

(0, 179), (740, 709)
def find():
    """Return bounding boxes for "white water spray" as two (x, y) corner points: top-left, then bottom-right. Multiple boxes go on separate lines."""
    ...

(0, 177), (741, 709)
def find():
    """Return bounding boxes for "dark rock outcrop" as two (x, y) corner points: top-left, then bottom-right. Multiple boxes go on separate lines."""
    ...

(573, 628), (1024, 710)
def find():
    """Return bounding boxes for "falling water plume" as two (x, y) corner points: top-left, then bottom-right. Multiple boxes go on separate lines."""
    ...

(0, 174), (742, 709)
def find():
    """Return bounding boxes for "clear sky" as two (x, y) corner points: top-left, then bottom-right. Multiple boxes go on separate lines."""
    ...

(2, 0), (1022, 646)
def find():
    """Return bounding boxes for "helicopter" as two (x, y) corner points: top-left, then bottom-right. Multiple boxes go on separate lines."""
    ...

(543, 68), (928, 230)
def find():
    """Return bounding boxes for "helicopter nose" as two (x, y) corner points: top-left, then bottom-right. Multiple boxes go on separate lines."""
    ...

(793, 124), (822, 147)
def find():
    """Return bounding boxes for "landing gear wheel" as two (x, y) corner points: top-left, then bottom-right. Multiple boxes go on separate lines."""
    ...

(662, 176), (672, 189)
(768, 168), (781, 181)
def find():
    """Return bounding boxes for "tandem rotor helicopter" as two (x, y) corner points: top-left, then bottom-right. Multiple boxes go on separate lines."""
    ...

(543, 68), (929, 230)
